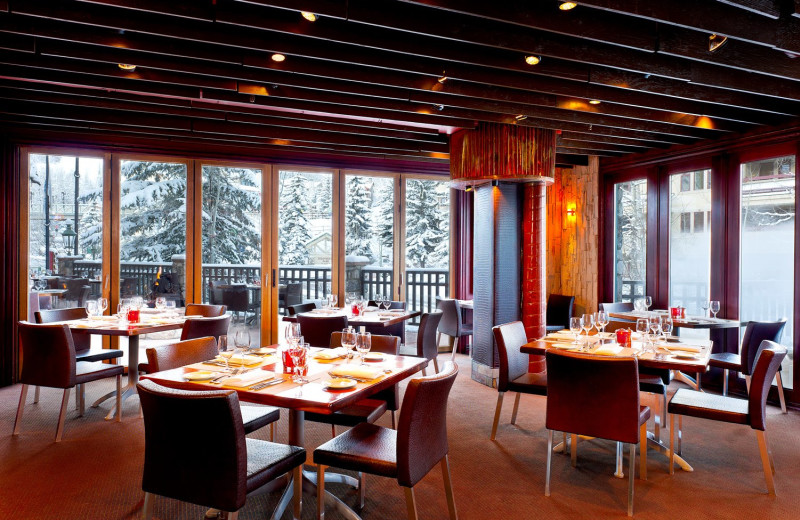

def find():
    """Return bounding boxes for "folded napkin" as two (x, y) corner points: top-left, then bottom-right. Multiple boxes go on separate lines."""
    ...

(593, 344), (624, 356)
(552, 342), (580, 350)
(222, 370), (276, 388)
(313, 348), (347, 360)
(328, 364), (383, 381)
(309, 309), (339, 315)
(219, 354), (263, 366)
(546, 332), (577, 341)
(661, 344), (701, 353)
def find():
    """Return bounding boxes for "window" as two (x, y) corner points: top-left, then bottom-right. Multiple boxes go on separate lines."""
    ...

(613, 179), (647, 302)
(694, 171), (704, 191)
(680, 173), (691, 192)
(693, 211), (705, 232)
(679, 213), (691, 233)
(741, 155), (795, 388)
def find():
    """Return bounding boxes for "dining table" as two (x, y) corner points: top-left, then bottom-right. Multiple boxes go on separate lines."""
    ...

(143, 347), (428, 520)
(283, 307), (421, 330)
(522, 331), (713, 473)
(65, 312), (187, 419)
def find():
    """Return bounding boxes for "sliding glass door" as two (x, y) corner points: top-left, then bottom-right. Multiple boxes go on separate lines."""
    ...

(612, 179), (648, 303)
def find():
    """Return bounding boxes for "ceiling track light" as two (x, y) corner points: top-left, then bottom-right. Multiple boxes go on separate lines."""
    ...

(524, 55), (541, 66)
(301, 11), (317, 22)
(118, 63), (136, 71)
(709, 34), (728, 52)
(559, 2), (577, 11)
(515, 114), (528, 121)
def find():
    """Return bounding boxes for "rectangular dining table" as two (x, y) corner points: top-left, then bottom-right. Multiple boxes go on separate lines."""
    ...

(283, 308), (421, 329)
(67, 315), (187, 419)
(606, 310), (740, 330)
(143, 347), (428, 520)
(522, 335), (713, 473)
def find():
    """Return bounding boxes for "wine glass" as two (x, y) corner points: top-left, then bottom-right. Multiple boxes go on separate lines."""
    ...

(662, 316), (673, 340)
(289, 343), (308, 384)
(648, 315), (662, 340)
(374, 294), (383, 310)
(328, 294), (338, 309)
(98, 297), (109, 315)
(341, 328), (357, 359)
(569, 317), (583, 345)
(233, 327), (251, 373)
(356, 332), (371, 365)
(154, 296), (166, 311)
(320, 295), (329, 309)
(710, 300), (720, 318)
(581, 313), (594, 336)
(382, 296), (392, 311)
(636, 318), (650, 352)
(86, 299), (98, 318)
(285, 322), (301, 346)
(218, 335), (231, 372)
(701, 300), (710, 317)
(596, 310), (608, 334)
(644, 296), (653, 313)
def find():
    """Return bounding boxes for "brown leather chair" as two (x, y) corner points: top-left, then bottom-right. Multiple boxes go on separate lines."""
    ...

(708, 319), (787, 412)
(180, 314), (232, 341)
(296, 314), (348, 348)
(137, 379), (305, 520)
(546, 294), (574, 332)
(490, 321), (547, 440)
(142, 336), (279, 438)
(321, 332), (401, 429)
(13, 322), (124, 442)
(416, 311), (443, 374)
(314, 362), (459, 520)
(287, 302), (316, 316)
(436, 297), (472, 360)
(545, 349), (650, 517)
(668, 341), (786, 496)
(365, 300), (406, 344)
(185, 303), (227, 317)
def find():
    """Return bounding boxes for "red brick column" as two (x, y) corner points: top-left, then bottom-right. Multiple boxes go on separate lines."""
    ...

(522, 182), (547, 372)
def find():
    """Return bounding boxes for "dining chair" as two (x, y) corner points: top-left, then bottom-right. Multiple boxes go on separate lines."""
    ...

(222, 285), (250, 323)
(35, 307), (124, 409)
(668, 341), (786, 496)
(416, 311), (443, 375)
(436, 297), (472, 361)
(599, 301), (635, 314)
(296, 314), (348, 348)
(490, 321), (547, 440)
(288, 302), (316, 316)
(364, 300), (406, 344)
(137, 379), (305, 520)
(14, 322), (124, 442)
(142, 336), (280, 438)
(545, 349), (649, 517)
(708, 319), (787, 412)
(185, 303), (227, 317)
(545, 294), (574, 332)
(323, 332), (401, 429)
(180, 314), (232, 341)
(314, 362), (459, 520)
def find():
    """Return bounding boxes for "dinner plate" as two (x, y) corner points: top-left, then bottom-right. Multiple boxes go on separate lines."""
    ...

(323, 378), (357, 389)
(671, 354), (700, 361)
(184, 371), (217, 381)
(363, 352), (384, 361)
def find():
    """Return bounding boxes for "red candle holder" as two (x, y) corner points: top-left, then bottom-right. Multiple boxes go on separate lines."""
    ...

(281, 347), (308, 376)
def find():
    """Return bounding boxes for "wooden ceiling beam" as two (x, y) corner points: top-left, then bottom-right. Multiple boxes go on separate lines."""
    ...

(716, 0), (782, 18)
(556, 137), (647, 154)
(555, 154), (590, 167)
(559, 131), (660, 149)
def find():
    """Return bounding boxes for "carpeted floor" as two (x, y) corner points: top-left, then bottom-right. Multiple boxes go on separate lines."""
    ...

(2, 353), (799, 519)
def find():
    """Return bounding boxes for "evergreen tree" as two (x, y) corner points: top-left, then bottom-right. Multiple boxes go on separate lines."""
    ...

(202, 167), (261, 264)
(345, 176), (374, 260)
(405, 180), (449, 268)
(279, 173), (312, 265)
(374, 182), (394, 266)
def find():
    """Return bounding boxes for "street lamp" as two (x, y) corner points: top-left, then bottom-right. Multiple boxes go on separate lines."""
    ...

(61, 222), (77, 252)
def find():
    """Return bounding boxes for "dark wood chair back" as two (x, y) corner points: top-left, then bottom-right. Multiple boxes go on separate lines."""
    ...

(185, 303), (227, 317)
(18, 322), (76, 389)
(397, 362), (458, 488)
(297, 315), (348, 348)
(145, 337), (219, 373)
(34, 307), (90, 351)
(599, 302), (634, 313)
(288, 302), (316, 316)
(180, 314), (231, 341)
(546, 294), (574, 330)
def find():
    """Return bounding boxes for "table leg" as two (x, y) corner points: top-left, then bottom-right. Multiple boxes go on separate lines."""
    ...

(646, 431), (693, 472)
(673, 371), (700, 391)
(93, 335), (140, 420)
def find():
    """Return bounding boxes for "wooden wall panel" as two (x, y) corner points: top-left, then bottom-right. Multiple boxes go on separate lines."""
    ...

(546, 156), (600, 316)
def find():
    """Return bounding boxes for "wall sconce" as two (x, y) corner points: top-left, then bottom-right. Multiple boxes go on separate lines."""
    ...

(708, 34), (728, 52)
(566, 206), (576, 218)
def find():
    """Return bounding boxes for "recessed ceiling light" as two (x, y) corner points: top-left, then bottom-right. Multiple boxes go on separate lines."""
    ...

(525, 55), (541, 66)
(515, 114), (528, 121)
(271, 53), (286, 62)
(559, 2), (577, 10)
(301, 11), (317, 22)
(589, 99), (601, 105)
(118, 63), (136, 71)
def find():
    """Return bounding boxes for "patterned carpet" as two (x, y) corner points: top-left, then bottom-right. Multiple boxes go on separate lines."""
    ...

(2, 354), (800, 520)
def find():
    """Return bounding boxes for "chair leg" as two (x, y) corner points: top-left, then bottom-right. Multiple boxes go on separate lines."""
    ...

(293, 465), (302, 520)
(227, 512), (239, 520)
(404, 486), (418, 520)
(421, 367), (428, 377)
(75, 384), (81, 411)
(490, 392), (504, 440)
(142, 492), (155, 520)
(669, 414), (675, 475)
(433, 358), (440, 374)
(116, 374), (122, 422)
(13, 384), (28, 435)
(391, 410), (397, 430)
(441, 455), (458, 520)
(55, 388), (71, 442)
(639, 422), (647, 481)
(317, 464), (326, 520)
(677, 415), (683, 455)
(627, 443), (636, 517)
(358, 472), (365, 509)
(545, 429), (553, 496)
(33, 385), (40, 404)
(775, 372), (787, 414)
(745, 375), (751, 394)
(78, 384), (86, 416)
(756, 430), (776, 496)
(436, 332), (442, 348)
(570, 434), (578, 467)
(722, 368), (729, 396)
(331, 424), (336, 438)
(270, 422), (275, 442)
(510, 392), (521, 425)
(450, 337), (460, 361)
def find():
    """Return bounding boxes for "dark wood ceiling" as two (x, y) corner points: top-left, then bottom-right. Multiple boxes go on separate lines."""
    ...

(1, 0), (799, 167)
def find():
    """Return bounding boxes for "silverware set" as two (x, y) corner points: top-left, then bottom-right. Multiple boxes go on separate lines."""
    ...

(249, 378), (284, 391)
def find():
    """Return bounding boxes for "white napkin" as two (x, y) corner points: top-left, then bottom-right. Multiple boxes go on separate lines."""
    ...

(328, 364), (383, 381)
(552, 342), (580, 349)
(547, 332), (577, 341)
(593, 344), (624, 356)
(661, 344), (701, 353)
(313, 348), (347, 360)
(222, 370), (276, 388)
(219, 353), (263, 366)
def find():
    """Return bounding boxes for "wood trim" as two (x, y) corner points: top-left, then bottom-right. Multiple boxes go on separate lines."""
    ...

(332, 168), (345, 302)
(793, 141), (800, 404)
(17, 147), (29, 332)
(397, 176), (407, 301)
(655, 165), (670, 311)
(260, 163), (273, 344)
(268, 164), (279, 345)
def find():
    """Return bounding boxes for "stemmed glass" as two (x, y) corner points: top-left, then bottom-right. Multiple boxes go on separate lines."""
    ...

(86, 300), (98, 318)
(98, 297), (109, 315)
(569, 317), (583, 345)
(636, 318), (650, 353)
(596, 310), (608, 335)
(285, 322), (302, 346)
(233, 327), (251, 373)
(662, 316), (673, 341)
(382, 295), (392, 310)
(710, 300), (720, 318)
(289, 342), (309, 384)
(356, 332), (372, 365)
(218, 335), (231, 372)
(648, 315), (662, 340)
(644, 296), (653, 313)
(701, 300), (710, 317)
(374, 294), (383, 310)
(328, 294), (338, 309)
(154, 296), (166, 311)
(341, 327), (357, 359)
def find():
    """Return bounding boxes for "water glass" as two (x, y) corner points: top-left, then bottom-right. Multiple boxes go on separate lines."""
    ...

(285, 322), (302, 346)
(218, 335), (230, 372)
(98, 297), (109, 314)
(289, 343), (309, 383)
(86, 300), (98, 317)
(569, 317), (583, 345)
(581, 313), (594, 335)
(328, 294), (338, 309)
(165, 300), (176, 315)
(356, 332), (371, 364)
(662, 317), (673, 339)
(644, 296), (653, 312)
(341, 328), (357, 358)
(636, 318), (650, 352)
(648, 315), (662, 339)
(710, 300), (720, 318)
(154, 296), (167, 311)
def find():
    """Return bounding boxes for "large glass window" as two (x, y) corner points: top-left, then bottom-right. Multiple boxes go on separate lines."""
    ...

(613, 179), (647, 302)
(202, 165), (263, 346)
(741, 155), (795, 388)
(404, 178), (450, 316)
(345, 174), (394, 302)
